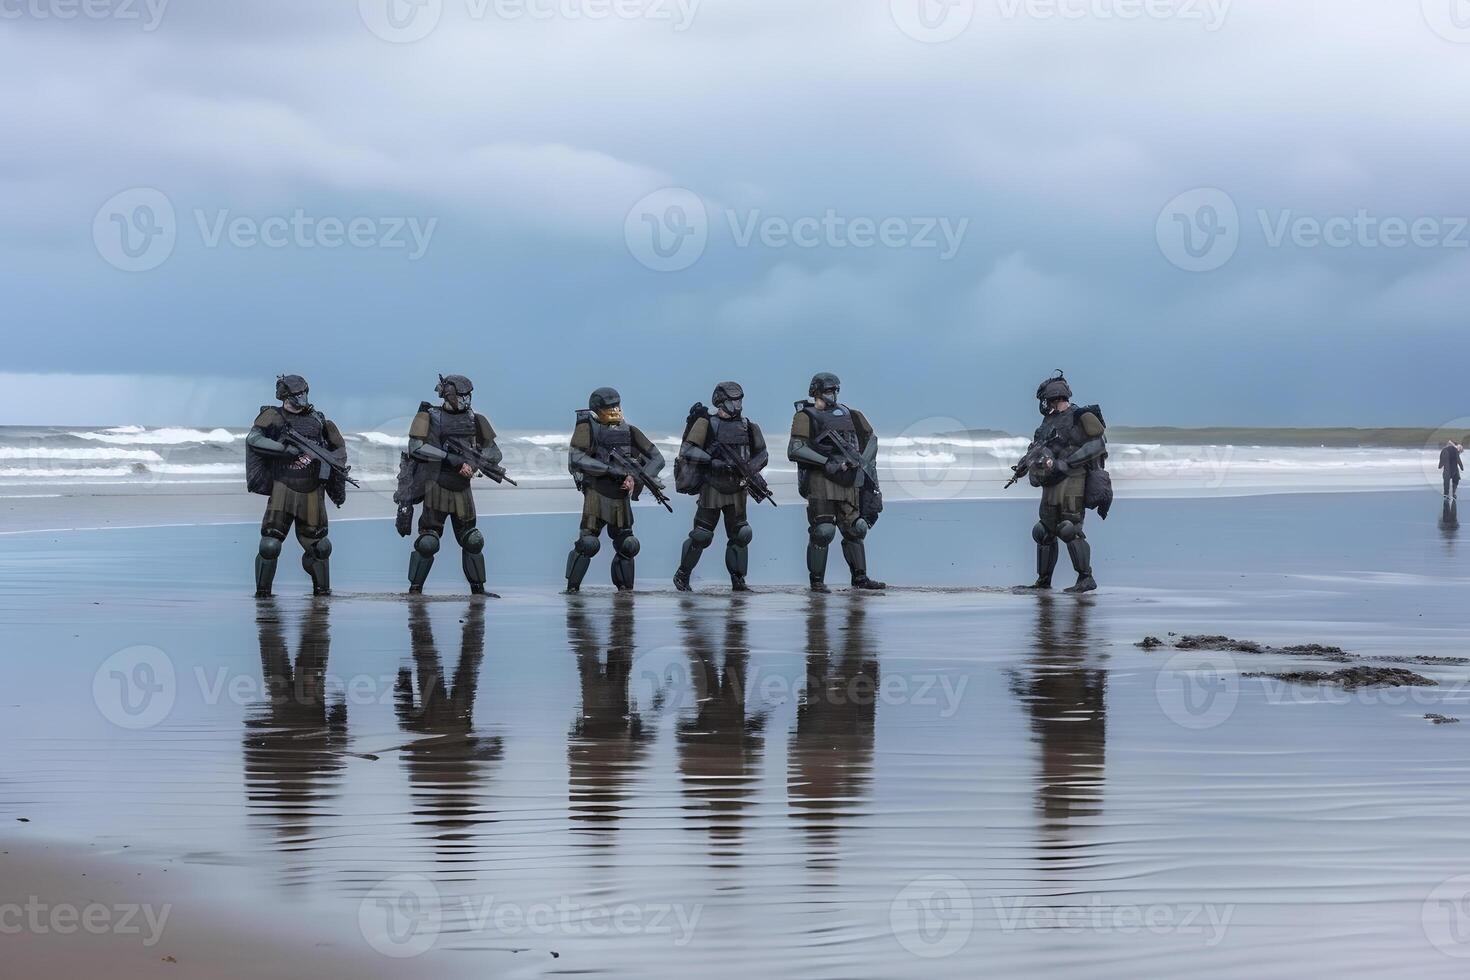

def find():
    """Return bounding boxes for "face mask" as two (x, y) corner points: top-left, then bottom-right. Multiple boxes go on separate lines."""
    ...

(283, 392), (310, 412)
(598, 407), (624, 425)
(447, 390), (470, 411)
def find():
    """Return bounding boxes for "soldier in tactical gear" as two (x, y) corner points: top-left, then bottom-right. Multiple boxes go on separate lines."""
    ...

(673, 381), (769, 592)
(245, 375), (348, 597)
(404, 374), (502, 596)
(788, 373), (885, 592)
(1027, 371), (1106, 593)
(565, 387), (666, 593)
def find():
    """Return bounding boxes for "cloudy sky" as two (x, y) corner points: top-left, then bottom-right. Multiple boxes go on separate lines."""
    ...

(2, 0), (1468, 433)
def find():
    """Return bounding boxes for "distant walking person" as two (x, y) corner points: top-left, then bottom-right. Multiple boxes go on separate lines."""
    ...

(1440, 440), (1463, 498)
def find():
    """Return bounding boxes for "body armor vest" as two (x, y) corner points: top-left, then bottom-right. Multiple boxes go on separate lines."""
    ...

(275, 409), (328, 492)
(589, 421), (637, 497)
(428, 406), (480, 492)
(803, 403), (860, 458)
(706, 416), (752, 494)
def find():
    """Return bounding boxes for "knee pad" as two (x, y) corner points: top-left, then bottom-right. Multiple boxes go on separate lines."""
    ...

(844, 519), (869, 541)
(1056, 521), (1080, 543)
(689, 525), (715, 548)
(258, 536), (283, 560)
(731, 522), (753, 546)
(459, 528), (485, 554)
(575, 534), (602, 557)
(616, 533), (640, 558)
(1032, 521), (1052, 545)
(414, 533), (441, 558)
(810, 522), (837, 545)
(308, 536), (332, 560)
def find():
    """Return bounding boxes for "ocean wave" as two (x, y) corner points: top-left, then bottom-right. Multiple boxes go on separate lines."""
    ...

(74, 426), (240, 446)
(356, 431), (408, 448)
(0, 447), (165, 462)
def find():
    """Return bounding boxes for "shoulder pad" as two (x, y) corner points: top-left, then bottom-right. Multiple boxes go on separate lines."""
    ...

(575, 409), (595, 422)
(418, 401), (433, 413)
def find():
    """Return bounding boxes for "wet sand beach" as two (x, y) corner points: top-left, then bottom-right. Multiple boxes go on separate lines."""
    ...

(4, 489), (1470, 976)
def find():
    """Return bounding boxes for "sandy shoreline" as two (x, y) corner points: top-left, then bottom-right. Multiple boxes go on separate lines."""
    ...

(5, 490), (1470, 977)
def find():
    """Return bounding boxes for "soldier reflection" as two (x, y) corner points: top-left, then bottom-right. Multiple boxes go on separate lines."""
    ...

(394, 600), (501, 861)
(1010, 594), (1106, 862)
(787, 594), (878, 869)
(676, 596), (767, 864)
(566, 595), (653, 842)
(243, 598), (347, 855)
(1440, 498), (1458, 548)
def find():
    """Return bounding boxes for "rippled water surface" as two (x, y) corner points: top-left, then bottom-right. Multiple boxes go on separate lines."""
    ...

(4, 491), (1470, 976)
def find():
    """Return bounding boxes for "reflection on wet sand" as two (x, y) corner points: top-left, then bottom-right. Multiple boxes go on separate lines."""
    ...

(394, 600), (501, 862)
(676, 596), (767, 864)
(788, 595), (878, 869)
(1440, 498), (1458, 547)
(567, 596), (653, 843)
(1011, 594), (1106, 863)
(243, 598), (347, 865)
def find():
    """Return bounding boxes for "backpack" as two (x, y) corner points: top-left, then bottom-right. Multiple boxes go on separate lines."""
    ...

(673, 403), (711, 495)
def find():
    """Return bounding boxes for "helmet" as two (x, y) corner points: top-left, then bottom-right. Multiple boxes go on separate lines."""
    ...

(808, 372), (840, 403)
(435, 374), (474, 411)
(712, 381), (744, 417)
(1036, 370), (1072, 415)
(275, 374), (311, 412)
(589, 387), (623, 424)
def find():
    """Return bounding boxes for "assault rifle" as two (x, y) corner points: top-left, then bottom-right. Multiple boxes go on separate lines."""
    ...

(812, 428), (878, 486)
(280, 427), (359, 488)
(709, 437), (776, 506)
(608, 447), (673, 513)
(1004, 438), (1060, 490)
(443, 437), (518, 487)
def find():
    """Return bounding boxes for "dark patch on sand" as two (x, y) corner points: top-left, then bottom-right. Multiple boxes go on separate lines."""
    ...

(1140, 635), (1458, 667)
(1137, 636), (1164, 649)
(1425, 713), (1462, 725)
(1245, 667), (1437, 690)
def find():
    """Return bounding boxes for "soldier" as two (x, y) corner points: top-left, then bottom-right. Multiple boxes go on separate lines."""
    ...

(787, 372), (885, 592)
(404, 375), (502, 596)
(1027, 371), (1106, 593)
(673, 381), (769, 592)
(565, 387), (666, 593)
(245, 375), (348, 597)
